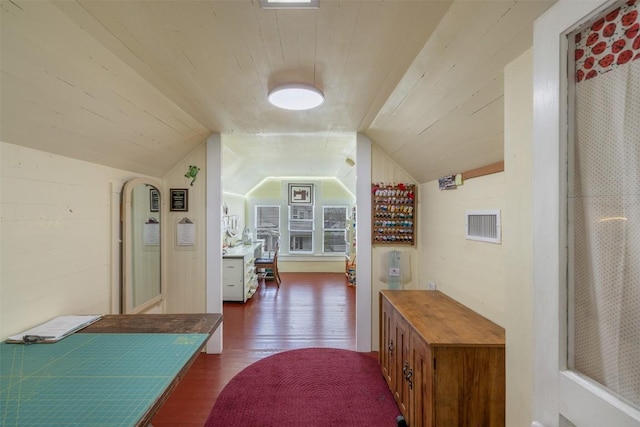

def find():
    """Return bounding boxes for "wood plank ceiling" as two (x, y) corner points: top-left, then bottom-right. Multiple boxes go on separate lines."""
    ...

(0, 0), (555, 195)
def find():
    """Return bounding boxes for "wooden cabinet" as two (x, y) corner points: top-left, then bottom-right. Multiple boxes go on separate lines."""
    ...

(379, 290), (505, 427)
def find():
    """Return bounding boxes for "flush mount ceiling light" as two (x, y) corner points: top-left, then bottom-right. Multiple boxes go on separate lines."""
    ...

(267, 84), (324, 111)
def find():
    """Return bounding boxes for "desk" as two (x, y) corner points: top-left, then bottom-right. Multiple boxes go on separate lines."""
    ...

(223, 242), (262, 302)
(222, 241), (262, 259)
(0, 313), (222, 427)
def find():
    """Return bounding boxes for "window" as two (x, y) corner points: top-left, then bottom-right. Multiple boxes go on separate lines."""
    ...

(255, 205), (280, 253)
(289, 205), (314, 253)
(566, 9), (640, 409)
(323, 206), (347, 253)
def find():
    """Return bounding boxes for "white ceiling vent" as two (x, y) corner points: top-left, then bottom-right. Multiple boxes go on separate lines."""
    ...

(465, 210), (501, 244)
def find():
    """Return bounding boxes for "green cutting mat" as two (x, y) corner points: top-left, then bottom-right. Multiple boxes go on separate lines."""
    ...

(0, 333), (208, 426)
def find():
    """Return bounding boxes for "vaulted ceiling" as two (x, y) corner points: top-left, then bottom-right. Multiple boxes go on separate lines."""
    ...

(0, 0), (555, 195)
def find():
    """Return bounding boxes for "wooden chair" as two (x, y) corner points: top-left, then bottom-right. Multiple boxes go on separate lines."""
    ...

(255, 241), (281, 287)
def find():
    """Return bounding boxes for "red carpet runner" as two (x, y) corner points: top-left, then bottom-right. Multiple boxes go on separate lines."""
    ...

(205, 348), (401, 426)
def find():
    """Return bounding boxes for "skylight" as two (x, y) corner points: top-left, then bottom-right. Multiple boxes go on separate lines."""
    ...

(259, 0), (318, 9)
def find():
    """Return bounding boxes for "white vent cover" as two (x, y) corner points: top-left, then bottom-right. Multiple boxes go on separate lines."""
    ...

(465, 210), (501, 244)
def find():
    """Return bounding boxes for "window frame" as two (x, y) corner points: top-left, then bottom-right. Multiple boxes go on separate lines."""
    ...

(322, 205), (348, 254)
(288, 205), (314, 254)
(255, 205), (280, 254)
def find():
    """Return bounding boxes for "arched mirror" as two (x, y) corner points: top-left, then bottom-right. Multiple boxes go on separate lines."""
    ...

(122, 178), (164, 313)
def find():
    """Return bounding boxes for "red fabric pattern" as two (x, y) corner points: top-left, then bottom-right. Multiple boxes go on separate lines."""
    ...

(575, 0), (640, 82)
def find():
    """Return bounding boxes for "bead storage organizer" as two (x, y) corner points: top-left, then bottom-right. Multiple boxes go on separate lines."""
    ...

(372, 183), (416, 245)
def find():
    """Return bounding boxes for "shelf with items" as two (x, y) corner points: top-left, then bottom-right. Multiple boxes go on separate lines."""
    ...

(372, 183), (416, 246)
(345, 207), (356, 286)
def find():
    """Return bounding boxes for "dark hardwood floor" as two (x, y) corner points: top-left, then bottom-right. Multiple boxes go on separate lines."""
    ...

(151, 272), (357, 426)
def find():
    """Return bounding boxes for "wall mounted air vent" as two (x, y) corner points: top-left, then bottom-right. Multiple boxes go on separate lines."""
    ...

(465, 210), (501, 244)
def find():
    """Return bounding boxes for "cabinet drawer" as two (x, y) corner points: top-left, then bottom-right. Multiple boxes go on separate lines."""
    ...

(223, 260), (243, 278)
(223, 277), (244, 300)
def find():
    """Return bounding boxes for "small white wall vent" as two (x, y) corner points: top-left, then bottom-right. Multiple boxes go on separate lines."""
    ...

(465, 210), (501, 244)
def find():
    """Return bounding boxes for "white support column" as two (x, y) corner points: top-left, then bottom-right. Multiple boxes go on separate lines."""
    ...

(206, 134), (223, 354)
(356, 133), (372, 352)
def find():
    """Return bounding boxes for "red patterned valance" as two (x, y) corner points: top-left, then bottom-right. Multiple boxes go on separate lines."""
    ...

(575, 0), (640, 82)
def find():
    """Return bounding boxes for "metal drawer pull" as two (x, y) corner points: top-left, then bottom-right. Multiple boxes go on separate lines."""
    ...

(402, 361), (413, 389)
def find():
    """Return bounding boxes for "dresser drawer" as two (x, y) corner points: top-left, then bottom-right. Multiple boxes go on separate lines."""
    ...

(223, 259), (243, 279)
(222, 243), (262, 303)
(223, 277), (244, 301)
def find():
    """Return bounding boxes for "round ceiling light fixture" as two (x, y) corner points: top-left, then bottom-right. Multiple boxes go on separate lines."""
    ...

(268, 84), (324, 110)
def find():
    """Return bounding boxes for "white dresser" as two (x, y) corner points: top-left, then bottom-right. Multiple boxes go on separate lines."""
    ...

(222, 243), (262, 302)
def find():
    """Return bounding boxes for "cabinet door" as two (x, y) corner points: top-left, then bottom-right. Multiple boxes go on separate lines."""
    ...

(394, 313), (411, 419)
(409, 332), (433, 427)
(379, 298), (394, 387)
(432, 347), (505, 427)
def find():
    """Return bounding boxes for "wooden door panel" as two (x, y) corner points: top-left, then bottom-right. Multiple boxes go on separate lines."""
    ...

(433, 347), (505, 427)
(410, 332), (432, 427)
(379, 298), (394, 387)
(395, 313), (411, 418)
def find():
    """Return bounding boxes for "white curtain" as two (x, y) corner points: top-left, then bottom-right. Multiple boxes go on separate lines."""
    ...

(572, 1), (640, 408)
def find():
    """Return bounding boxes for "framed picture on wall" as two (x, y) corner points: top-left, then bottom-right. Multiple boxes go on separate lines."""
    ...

(149, 188), (159, 212)
(288, 183), (314, 205)
(170, 188), (189, 212)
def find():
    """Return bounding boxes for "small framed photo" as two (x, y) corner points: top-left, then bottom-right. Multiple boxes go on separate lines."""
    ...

(170, 188), (189, 212)
(149, 188), (159, 212)
(288, 183), (314, 205)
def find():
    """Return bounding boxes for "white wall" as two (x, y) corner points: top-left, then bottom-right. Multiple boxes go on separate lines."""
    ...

(413, 49), (533, 425)
(418, 172), (505, 326)
(0, 142), (146, 339)
(370, 144), (419, 349)
(164, 143), (207, 313)
(0, 140), (212, 338)
(504, 48), (534, 427)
